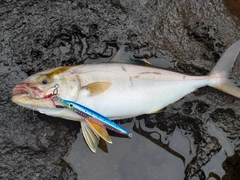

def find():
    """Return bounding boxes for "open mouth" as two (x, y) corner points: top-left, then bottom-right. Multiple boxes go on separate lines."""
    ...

(12, 83), (43, 99)
(12, 83), (62, 108)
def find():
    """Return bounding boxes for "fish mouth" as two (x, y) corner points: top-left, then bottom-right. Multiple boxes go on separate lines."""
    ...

(11, 94), (57, 109)
(12, 83), (43, 99)
(11, 83), (59, 109)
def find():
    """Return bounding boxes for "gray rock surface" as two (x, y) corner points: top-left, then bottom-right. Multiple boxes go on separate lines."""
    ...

(1, 0), (240, 179)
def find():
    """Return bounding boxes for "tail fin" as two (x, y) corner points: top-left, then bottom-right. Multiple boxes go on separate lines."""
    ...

(209, 40), (240, 98)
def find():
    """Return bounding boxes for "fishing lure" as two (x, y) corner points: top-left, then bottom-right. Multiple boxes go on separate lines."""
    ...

(59, 98), (132, 139)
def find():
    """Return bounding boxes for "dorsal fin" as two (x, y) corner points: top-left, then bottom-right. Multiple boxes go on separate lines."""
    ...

(109, 46), (151, 66)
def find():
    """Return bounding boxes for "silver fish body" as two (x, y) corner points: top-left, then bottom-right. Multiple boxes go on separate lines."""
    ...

(55, 64), (216, 119)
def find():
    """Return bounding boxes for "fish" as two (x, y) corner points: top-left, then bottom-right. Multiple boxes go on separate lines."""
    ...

(12, 40), (240, 152)
(59, 98), (132, 152)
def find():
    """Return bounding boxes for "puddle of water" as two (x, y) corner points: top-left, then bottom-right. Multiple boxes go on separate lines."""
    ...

(64, 118), (193, 180)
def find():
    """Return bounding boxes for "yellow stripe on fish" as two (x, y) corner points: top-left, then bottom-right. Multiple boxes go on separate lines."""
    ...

(46, 66), (72, 77)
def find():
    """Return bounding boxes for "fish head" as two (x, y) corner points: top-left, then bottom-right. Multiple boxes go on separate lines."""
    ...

(11, 66), (81, 110)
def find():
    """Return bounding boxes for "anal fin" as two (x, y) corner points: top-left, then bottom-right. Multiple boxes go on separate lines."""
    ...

(153, 109), (163, 114)
(81, 121), (100, 153)
(86, 120), (112, 144)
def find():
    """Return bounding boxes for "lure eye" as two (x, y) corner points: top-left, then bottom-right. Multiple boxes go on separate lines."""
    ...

(69, 104), (73, 108)
(38, 75), (52, 85)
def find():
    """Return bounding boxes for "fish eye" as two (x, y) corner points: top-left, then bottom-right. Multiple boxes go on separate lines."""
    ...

(42, 79), (48, 84)
(38, 75), (52, 85)
(69, 104), (73, 108)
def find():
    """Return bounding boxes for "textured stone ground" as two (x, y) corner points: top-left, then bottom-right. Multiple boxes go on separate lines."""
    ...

(1, 0), (240, 179)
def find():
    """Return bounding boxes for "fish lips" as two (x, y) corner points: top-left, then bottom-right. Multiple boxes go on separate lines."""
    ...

(12, 83), (29, 94)
(12, 83), (43, 98)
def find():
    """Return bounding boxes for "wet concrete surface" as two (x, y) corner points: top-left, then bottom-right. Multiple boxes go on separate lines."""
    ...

(1, 0), (240, 179)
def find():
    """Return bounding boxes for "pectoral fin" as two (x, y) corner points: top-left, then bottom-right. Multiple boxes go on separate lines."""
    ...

(83, 82), (112, 96)
(81, 121), (100, 153)
(86, 120), (112, 144)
